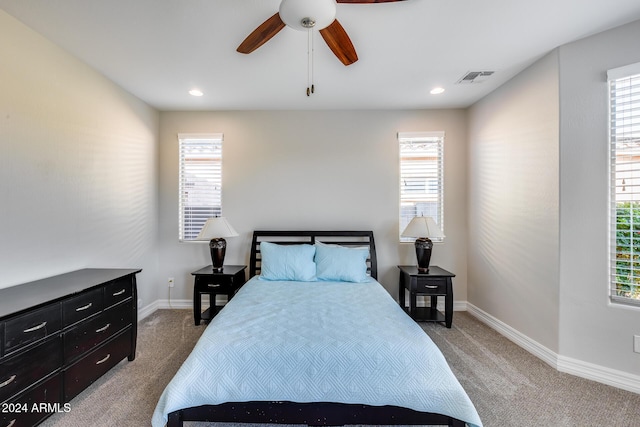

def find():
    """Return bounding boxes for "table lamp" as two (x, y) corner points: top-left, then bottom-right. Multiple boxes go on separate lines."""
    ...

(401, 216), (445, 273)
(196, 217), (238, 272)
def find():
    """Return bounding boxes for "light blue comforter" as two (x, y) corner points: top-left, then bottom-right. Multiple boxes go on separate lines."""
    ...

(152, 277), (482, 427)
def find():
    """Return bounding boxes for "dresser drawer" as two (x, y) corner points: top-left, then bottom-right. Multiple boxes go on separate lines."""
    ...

(4, 304), (61, 356)
(104, 277), (132, 308)
(0, 373), (62, 427)
(0, 337), (61, 403)
(64, 328), (132, 401)
(64, 301), (132, 363)
(62, 289), (103, 327)
(415, 278), (447, 294)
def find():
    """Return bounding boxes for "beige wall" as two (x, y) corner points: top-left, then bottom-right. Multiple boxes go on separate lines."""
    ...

(467, 18), (640, 387)
(0, 11), (160, 309)
(158, 110), (468, 302)
(558, 19), (640, 378)
(467, 51), (561, 352)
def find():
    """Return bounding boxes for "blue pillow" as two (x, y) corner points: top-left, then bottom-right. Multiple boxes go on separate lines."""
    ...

(259, 242), (317, 282)
(314, 241), (369, 283)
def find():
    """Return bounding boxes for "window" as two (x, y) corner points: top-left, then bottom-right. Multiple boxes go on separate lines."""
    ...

(399, 131), (444, 242)
(609, 63), (640, 305)
(178, 134), (223, 241)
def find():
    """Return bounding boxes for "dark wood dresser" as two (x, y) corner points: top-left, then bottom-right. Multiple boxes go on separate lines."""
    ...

(0, 268), (141, 427)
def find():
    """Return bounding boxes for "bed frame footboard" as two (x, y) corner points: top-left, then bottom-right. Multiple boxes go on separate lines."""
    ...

(167, 401), (466, 427)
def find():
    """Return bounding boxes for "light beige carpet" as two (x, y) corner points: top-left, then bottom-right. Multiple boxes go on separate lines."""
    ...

(40, 310), (640, 427)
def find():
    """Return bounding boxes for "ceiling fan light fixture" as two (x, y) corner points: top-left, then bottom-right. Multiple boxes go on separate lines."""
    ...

(279, 0), (337, 31)
(301, 18), (316, 28)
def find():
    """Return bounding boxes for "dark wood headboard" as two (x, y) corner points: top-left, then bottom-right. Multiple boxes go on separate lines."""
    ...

(250, 230), (377, 280)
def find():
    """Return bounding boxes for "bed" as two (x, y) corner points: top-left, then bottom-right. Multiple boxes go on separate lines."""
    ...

(152, 230), (482, 427)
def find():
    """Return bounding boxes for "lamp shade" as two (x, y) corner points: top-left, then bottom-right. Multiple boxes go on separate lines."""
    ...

(196, 217), (239, 240)
(401, 216), (445, 239)
(279, 0), (337, 31)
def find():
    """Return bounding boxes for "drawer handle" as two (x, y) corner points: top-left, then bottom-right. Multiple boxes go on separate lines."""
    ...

(96, 354), (111, 365)
(75, 302), (93, 312)
(113, 289), (126, 296)
(23, 321), (47, 333)
(7, 420), (16, 427)
(0, 374), (16, 388)
(96, 323), (111, 333)
(425, 285), (439, 289)
(208, 284), (221, 288)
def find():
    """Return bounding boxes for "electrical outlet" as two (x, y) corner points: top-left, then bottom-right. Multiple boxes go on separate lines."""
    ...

(634, 335), (640, 353)
(168, 277), (175, 288)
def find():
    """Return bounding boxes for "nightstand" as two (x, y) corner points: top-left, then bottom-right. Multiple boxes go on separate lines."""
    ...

(192, 265), (247, 325)
(398, 265), (455, 328)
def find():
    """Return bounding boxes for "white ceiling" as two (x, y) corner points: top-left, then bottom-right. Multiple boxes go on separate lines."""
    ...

(2, 0), (640, 111)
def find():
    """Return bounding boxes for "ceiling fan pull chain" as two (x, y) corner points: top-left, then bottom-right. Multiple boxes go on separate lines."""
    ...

(306, 28), (312, 96)
(306, 27), (316, 97)
(307, 28), (311, 96)
(311, 29), (315, 94)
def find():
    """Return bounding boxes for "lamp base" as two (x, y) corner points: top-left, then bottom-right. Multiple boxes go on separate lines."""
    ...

(414, 237), (433, 273)
(209, 238), (227, 272)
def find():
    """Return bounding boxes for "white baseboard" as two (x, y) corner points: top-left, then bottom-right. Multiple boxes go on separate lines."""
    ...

(138, 299), (192, 321)
(138, 300), (159, 321)
(466, 303), (640, 394)
(466, 303), (558, 368)
(157, 298), (193, 309)
(557, 354), (640, 394)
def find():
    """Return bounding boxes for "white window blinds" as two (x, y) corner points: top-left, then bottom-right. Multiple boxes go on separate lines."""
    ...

(399, 131), (444, 242)
(609, 63), (640, 305)
(178, 134), (223, 241)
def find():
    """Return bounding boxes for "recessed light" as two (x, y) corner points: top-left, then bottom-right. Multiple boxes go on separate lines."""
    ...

(430, 87), (445, 95)
(189, 89), (204, 97)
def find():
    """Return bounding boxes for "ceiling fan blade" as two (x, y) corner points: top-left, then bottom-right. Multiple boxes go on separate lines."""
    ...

(237, 13), (286, 54)
(336, 0), (406, 3)
(319, 20), (358, 66)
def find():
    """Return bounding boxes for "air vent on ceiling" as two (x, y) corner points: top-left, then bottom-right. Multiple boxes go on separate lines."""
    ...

(456, 71), (495, 84)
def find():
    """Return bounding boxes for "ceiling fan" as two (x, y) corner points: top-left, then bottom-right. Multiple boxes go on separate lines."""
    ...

(236, 0), (407, 66)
